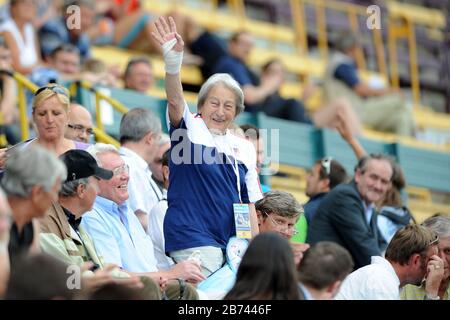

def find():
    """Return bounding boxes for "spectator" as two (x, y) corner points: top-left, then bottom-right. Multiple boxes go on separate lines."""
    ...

(224, 232), (301, 300)
(402, 214), (450, 300)
(81, 143), (202, 299)
(324, 31), (415, 136)
(307, 154), (392, 269)
(123, 56), (154, 93)
(148, 149), (174, 270)
(39, 0), (94, 61)
(255, 190), (309, 266)
(151, 17), (262, 277)
(0, 0), (42, 74)
(336, 224), (442, 299)
(5, 252), (75, 299)
(119, 108), (163, 232)
(65, 103), (94, 144)
(336, 115), (414, 244)
(149, 133), (170, 194)
(1, 145), (66, 266)
(0, 34), (20, 145)
(39, 149), (155, 296)
(0, 187), (12, 298)
(304, 157), (347, 225)
(297, 241), (354, 300)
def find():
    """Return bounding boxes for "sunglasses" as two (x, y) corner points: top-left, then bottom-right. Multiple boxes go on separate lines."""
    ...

(321, 157), (333, 177)
(35, 85), (69, 97)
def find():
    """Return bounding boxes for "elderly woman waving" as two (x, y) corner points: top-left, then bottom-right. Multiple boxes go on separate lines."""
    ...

(151, 16), (262, 277)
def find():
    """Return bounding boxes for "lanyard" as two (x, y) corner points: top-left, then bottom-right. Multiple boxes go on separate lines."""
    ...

(212, 133), (242, 203)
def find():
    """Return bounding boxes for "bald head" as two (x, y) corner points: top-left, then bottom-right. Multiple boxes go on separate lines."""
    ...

(65, 104), (93, 143)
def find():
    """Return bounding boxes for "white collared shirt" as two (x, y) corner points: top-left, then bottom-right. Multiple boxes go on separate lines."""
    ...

(335, 256), (400, 300)
(119, 146), (163, 234)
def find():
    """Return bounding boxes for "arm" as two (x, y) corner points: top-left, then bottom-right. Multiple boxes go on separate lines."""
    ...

(151, 16), (185, 128)
(242, 73), (281, 106)
(353, 83), (395, 98)
(336, 111), (367, 160)
(3, 31), (38, 75)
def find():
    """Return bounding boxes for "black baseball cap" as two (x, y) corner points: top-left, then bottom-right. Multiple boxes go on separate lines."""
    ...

(60, 149), (113, 182)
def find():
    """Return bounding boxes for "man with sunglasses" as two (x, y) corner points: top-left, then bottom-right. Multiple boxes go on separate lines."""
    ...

(307, 154), (393, 270)
(304, 157), (347, 224)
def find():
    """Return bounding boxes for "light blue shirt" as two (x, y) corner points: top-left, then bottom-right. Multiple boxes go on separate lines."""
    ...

(299, 283), (315, 300)
(364, 203), (375, 225)
(81, 196), (158, 273)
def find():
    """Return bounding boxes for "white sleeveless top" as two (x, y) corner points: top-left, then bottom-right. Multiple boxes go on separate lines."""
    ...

(0, 18), (38, 68)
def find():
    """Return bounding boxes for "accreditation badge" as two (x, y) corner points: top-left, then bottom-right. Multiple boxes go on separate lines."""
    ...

(233, 203), (251, 239)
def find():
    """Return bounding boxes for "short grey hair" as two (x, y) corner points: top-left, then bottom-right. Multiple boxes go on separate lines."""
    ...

(87, 143), (119, 166)
(59, 177), (89, 197)
(422, 214), (450, 238)
(158, 133), (170, 146)
(119, 108), (161, 144)
(197, 73), (245, 116)
(255, 190), (304, 219)
(1, 145), (67, 198)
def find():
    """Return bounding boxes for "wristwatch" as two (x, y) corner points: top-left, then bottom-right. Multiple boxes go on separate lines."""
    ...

(425, 293), (441, 300)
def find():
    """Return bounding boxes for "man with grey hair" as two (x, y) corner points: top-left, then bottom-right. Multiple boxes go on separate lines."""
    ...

(149, 133), (170, 194)
(324, 31), (414, 136)
(0, 145), (66, 266)
(81, 143), (203, 299)
(255, 190), (310, 266)
(402, 214), (450, 300)
(119, 108), (163, 232)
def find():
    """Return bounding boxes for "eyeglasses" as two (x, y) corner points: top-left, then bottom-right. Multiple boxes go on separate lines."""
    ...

(35, 85), (69, 97)
(67, 124), (94, 136)
(263, 211), (298, 235)
(321, 157), (333, 177)
(112, 164), (129, 176)
(429, 235), (439, 246)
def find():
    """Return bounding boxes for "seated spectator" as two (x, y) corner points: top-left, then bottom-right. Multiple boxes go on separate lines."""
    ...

(5, 252), (76, 299)
(304, 157), (347, 225)
(39, 0), (93, 61)
(307, 154), (392, 269)
(39, 149), (155, 296)
(119, 108), (163, 232)
(81, 143), (203, 300)
(0, 34), (20, 145)
(402, 214), (450, 300)
(1, 145), (66, 266)
(0, 0), (42, 74)
(123, 56), (154, 93)
(324, 31), (415, 136)
(255, 190), (309, 266)
(151, 17), (262, 277)
(224, 232), (301, 300)
(81, 58), (119, 87)
(148, 149), (174, 270)
(336, 115), (414, 244)
(336, 224), (442, 299)
(65, 103), (94, 144)
(297, 241), (354, 300)
(0, 187), (12, 298)
(149, 133), (170, 194)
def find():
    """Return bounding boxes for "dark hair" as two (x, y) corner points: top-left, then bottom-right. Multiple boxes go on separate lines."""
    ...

(240, 124), (259, 140)
(230, 31), (249, 43)
(50, 43), (80, 59)
(316, 158), (348, 189)
(379, 162), (406, 207)
(124, 56), (152, 79)
(88, 277), (161, 300)
(224, 232), (301, 300)
(298, 242), (353, 290)
(261, 59), (282, 73)
(385, 224), (438, 266)
(161, 149), (170, 167)
(5, 253), (75, 300)
(355, 153), (394, 180)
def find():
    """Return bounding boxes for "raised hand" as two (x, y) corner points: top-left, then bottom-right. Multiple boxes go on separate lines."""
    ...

(151, 16), (184, 53)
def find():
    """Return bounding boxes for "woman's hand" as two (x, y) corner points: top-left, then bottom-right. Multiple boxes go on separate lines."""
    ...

(151, 16), (184, 53)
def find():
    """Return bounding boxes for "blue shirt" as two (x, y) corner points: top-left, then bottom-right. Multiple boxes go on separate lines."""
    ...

(81, 196), (158, 273)
(212, 56), (254, 87)
(39, 17), (91, 60)
(164, 104), (262, 253)
(304, 192), (328, 225)
(333, 63), (360, 88)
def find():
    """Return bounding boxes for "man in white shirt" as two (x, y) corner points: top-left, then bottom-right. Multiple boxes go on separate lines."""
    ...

(118, 108), (164, 232)
(336, 224), (444, 300)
